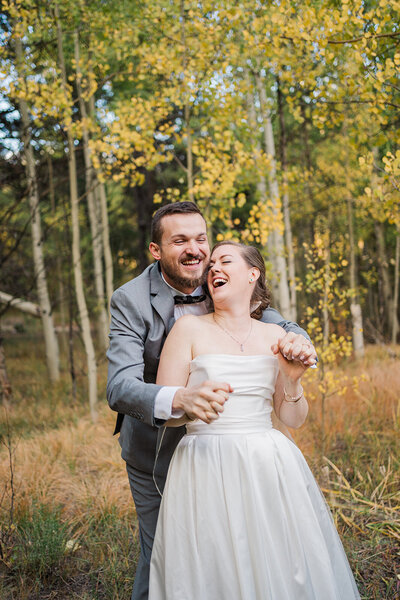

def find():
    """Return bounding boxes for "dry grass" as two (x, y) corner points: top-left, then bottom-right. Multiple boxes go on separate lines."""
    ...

(0, 332), (399, 598)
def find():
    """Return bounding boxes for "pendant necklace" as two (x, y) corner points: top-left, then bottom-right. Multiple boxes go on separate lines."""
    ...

(213, 314), (253, 352)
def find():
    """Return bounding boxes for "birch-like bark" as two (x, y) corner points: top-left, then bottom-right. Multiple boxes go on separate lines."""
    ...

(87, 94), (114, 310)
(14, 38), (60, 382)
(0, 336), (12, 405)
(322, 215), (331, 346)
(56, 6), (97, 420)
(74, 31), (108, 350)
(342, 119), (364, 357)
(256, 74), (291, 317)
(372, 148), (398, 338)
(97, 180), (113, 310)
(48, 155), (67, 352)
(0, 291), (41, 316)
(180, 0), (194, 201)
(347, 194), (364, 357)
(277, 80), (296, 320)
(374, 221), (396, 336)
(246, 83), (279, 301)
(393, 225), (400, 344)
(323, 250), (330, 346)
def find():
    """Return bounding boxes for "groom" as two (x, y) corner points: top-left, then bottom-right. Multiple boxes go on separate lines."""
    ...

(106, 201), (316, 600)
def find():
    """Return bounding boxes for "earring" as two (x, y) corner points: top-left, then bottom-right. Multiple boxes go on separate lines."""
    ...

(249, 278), (253, 283)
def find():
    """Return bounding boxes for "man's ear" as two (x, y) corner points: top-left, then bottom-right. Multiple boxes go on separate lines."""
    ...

(149, 242), (161, 261)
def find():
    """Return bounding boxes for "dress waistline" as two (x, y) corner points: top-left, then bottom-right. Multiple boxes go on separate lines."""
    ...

(186, 416), (273, 436)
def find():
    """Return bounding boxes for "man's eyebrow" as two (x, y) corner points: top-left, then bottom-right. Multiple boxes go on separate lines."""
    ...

(170, 232), (207, 239)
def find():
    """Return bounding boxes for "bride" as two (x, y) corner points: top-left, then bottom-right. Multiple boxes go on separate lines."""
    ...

(148, 241), (360, 600)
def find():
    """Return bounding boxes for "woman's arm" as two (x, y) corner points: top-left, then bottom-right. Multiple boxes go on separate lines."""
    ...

(273, 370), (308, 429)
(270, 327), (309, 429)
(156, 315), (194, 427)
(157, 315), (232, 427)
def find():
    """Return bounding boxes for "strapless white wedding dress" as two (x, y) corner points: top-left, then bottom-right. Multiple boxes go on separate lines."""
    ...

(149, 355), (360, 600)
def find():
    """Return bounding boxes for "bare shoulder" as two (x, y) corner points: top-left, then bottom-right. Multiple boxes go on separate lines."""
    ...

(254, 320), (285, 342)
(169, 313), (205, 335)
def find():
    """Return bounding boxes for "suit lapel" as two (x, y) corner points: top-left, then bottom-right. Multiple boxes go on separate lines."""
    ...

(149, 262), (175, 333)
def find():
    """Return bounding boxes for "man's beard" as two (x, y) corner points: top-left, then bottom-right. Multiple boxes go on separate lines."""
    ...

(160, 257), (208, 290)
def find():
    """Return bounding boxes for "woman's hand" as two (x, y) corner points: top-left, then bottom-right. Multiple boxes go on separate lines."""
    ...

(275, 351), (308, 383)
(271, 333), (315, 382)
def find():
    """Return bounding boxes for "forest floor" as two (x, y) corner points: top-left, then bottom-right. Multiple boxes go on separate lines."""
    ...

(0, 327), (399, 599)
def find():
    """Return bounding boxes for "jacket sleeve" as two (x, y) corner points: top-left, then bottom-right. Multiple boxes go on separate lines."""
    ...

(106, 288), (162, 426)
(260, 307), (311, 342)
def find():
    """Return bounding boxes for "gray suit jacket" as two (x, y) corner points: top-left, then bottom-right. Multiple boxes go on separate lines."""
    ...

(107, 262), (310, 489)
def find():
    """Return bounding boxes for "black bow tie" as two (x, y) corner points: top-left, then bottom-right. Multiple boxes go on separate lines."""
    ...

(174, 294), (207, 305)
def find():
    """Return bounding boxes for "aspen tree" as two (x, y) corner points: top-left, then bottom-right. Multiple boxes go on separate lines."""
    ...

(14, 36), (60, 382)
(55, 4), (97, 421)
(73, 30), (108, 350)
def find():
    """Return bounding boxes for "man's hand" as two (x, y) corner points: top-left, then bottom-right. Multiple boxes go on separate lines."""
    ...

(271, 332), (317, 367)
(173, 380), (233, 424)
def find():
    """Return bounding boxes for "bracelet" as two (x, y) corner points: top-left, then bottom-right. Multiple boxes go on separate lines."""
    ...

(283, 385), (303, 403)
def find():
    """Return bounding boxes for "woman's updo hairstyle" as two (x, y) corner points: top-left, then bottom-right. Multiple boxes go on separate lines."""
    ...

(210, 241), (271, 320)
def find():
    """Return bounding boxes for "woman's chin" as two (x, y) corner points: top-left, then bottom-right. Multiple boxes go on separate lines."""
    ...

(211, 289), (230, 305)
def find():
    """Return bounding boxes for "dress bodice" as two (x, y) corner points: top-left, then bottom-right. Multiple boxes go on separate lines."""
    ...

(186, 354), (279, 435)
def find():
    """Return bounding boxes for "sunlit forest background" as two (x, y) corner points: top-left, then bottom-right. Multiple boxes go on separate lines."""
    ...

(0, 1), (399, 598)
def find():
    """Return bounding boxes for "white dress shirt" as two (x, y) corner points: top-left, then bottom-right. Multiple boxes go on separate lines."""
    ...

(153, 277), (208, 420)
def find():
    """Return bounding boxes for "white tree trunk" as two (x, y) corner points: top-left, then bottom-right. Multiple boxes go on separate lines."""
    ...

(97, 181), (114, 311)
(0, 336), (12, 405)
(246, 82), (279, 301)
(14, 38), (60, 382)
(56, 6), (97, 420)
(74, 31), (108, 351)
(375, 221), (397, 335)
(323, 239), (330, 346)
(87, 95), (114, 311)
(347, 195), (364, 358)
(0, 291), (41, 317)
(48, 155), (68, 353)
(256, 75), (291, 317)
(180, 0), (194, 202)
(277, 82), (296, 320)
(372, 147), (398, 338)
(392, 225), (400, 344)
(282, 181), (296, 320)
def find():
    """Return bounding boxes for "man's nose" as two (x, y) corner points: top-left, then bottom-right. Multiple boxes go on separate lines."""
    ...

(186, 240), (200, 255)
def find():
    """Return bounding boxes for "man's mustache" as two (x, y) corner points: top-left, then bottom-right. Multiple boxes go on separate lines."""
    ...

(180, 254), (204, 262)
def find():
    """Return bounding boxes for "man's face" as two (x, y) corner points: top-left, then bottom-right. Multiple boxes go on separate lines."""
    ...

(149, 213), (210, 293)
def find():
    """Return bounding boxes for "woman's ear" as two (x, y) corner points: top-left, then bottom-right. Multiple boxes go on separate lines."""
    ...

(249, 268), (260, 283)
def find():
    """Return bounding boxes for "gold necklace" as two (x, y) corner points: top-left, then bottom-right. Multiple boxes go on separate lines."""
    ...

(212, 314), (253, 352)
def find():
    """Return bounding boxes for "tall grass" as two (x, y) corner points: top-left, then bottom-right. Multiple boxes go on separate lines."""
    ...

(0, 333), (399, 598)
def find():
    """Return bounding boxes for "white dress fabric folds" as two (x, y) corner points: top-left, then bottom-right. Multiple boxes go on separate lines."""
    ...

(149, 354), (360, 600)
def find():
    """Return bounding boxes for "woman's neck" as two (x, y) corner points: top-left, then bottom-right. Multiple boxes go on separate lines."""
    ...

(213, 305), (252, 328)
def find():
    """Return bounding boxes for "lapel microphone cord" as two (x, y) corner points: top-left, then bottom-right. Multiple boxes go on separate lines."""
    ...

(152, 427), (167, 497)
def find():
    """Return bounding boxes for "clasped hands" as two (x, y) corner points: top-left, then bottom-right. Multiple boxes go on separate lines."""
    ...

(174, 333), (317, 424)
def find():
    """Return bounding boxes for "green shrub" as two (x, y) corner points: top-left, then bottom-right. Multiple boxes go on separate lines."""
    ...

(13, 503), (70, 581)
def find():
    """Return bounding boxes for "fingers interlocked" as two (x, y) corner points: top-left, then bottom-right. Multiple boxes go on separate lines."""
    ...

(183, 380), (232, 424)
(272, 332), (317, 366)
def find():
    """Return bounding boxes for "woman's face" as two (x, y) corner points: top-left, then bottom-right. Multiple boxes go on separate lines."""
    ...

(207, 245), (258, 304)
